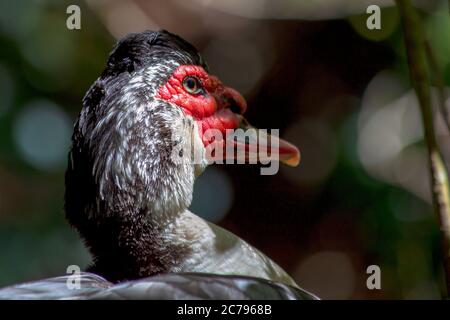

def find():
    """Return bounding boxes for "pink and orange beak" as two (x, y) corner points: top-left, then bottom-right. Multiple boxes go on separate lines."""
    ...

(209, 84), (301, 167)
(235, 115), (301, 167)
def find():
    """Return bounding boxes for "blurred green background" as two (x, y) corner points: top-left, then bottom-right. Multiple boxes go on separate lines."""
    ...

(0, 0), (449, 299)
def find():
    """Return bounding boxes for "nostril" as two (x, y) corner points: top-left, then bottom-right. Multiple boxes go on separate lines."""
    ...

(229, 101), (242, 114)
(221, 87), (247, 114)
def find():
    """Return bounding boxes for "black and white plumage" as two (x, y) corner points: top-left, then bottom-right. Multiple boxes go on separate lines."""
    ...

(0, 30), (314, 300)
(0, 273), (317, 300)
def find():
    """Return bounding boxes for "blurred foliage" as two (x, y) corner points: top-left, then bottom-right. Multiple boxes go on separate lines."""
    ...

(0, 0), (113, 286)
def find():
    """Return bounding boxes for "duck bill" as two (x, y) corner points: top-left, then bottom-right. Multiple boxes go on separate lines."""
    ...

(221, 115), (301, 167)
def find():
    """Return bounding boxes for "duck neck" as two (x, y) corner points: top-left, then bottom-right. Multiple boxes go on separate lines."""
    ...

(66, 103), (211, 282)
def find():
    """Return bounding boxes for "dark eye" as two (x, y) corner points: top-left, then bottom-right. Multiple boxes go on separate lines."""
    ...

(182, 76), (203, 94)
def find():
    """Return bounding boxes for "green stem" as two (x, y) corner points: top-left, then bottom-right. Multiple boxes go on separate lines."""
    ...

(396, 0), (450, 299)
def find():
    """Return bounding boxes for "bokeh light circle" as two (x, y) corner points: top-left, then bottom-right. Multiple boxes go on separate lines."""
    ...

(294, 251), (355, 299)
(190, 167), (234, 222)
(13, 100), (72, 171)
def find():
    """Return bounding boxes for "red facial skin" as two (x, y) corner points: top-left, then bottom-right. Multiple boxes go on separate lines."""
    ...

(155, 65), (247, 146)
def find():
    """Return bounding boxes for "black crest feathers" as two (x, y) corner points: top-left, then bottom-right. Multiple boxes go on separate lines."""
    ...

(102, 29), (208, 78)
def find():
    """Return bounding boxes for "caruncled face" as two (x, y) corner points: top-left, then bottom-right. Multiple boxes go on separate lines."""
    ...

(156, 65), (300, 166)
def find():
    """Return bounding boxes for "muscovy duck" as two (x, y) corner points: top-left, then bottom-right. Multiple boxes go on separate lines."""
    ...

(0, 30), (316, 300)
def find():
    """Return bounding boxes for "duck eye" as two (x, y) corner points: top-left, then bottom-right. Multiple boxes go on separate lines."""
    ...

(182, 76), (202, 94)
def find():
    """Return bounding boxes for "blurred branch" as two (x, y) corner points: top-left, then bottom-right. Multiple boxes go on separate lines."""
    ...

(396, 0), (450, 299)
(425, 42), (450, 133)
